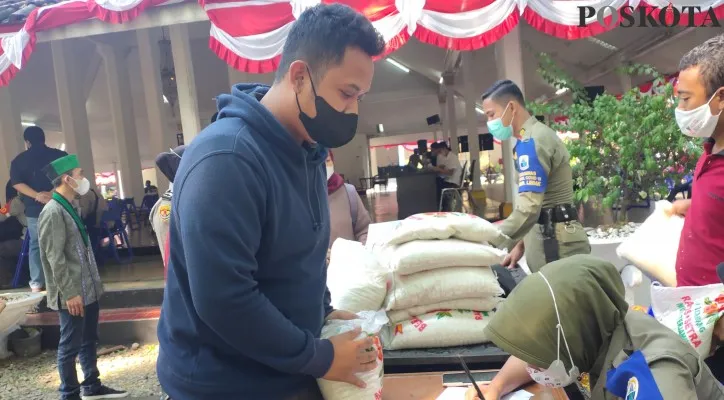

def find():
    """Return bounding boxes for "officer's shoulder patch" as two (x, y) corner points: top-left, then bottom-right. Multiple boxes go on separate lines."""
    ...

(626, 377), (639, 400)
(159, 204), (171, 221)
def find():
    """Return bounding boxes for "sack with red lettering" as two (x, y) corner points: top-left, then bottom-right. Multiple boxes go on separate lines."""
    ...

(385, 212), (500, 245)
(385, 266), (504, 311)
(386, 239), (506, 275)
(382, 310), (494, 350)
(386, 297), (502, 324)
(650, 282), (724, 357)
(317, 310), (388, 400)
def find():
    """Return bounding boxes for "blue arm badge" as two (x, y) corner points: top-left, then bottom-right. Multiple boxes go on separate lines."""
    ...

(514, 139), (547, 194)
(605, 350), (664, 400)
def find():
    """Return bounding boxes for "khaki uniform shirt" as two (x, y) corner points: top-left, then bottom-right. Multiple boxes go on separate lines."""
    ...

(491, 116), (590, 271)
(591, 311), (724, 399)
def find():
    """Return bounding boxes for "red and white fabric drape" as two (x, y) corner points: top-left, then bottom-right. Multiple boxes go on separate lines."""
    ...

(2, 0), (723, 86)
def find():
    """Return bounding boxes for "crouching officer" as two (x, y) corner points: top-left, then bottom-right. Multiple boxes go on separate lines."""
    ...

(481, 80), (590, 272)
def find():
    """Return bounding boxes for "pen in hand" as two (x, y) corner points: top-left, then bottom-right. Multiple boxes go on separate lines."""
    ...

(458, 355), (486, 400)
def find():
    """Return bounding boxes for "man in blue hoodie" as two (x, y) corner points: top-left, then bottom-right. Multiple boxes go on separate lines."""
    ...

(156, 4), (386, 399)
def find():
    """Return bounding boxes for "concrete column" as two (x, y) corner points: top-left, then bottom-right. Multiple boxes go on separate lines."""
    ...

(438, 93), (448, 142)
(443, 73), (457, 154)
(98, 44), (144, 200)
(0, 84), (23, 188)
(462, 52), (481, 190)
(169, 24), (202, 144)
(494, 26), (525, 205)
(618, 60), (633, 92)
(137, 28), (172, 193)
(51, 40), (97, 186)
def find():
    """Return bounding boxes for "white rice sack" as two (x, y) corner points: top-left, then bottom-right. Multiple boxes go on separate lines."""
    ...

(616, 201), (682, 287)
(327, 239), (388, 313)
(650, 283), (724, 357)
(385, 266), (504, 311)
(387, 239), (506, 275)
(386, 212), (500, 245)
(382, 310), (494, 350)
(317, 310), (388, 400)
(387, 298), (503, 324)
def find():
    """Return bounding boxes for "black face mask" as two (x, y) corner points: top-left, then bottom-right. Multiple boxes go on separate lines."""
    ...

(296, 70), (358, 148)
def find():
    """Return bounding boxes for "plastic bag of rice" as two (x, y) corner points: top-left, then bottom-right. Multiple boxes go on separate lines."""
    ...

(386, 239), (506, 275)
(650, 282), (723, 357)
(616, 201), (682, 287)
(385, 266), (504, 311)
(387, 298), (503, 324)
(382, 310), (494, 350)
(317, 310), (388, 400)
(327, 239), (389, 313)
(386, 212), (500, 245)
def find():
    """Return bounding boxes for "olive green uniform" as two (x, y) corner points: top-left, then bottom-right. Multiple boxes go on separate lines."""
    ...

(490, 116), (590, 272)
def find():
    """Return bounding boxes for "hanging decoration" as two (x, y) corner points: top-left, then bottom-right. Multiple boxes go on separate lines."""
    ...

(1, 0), (723, 86)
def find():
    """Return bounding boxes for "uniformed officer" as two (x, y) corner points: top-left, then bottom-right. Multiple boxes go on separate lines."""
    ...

(465, 255), (724, 400)
(481, 79), (590, 272)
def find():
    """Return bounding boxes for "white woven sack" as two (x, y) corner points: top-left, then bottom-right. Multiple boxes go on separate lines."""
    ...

(383, 310), (494, 350)
(385, 266), (504, 311)
(386, 212), (500, 245)
(650, 283), (724, 357)
(616, 201), (682, 287)
(327, 239), (388, 313)
(387, 298), (503, 324)
(388, 239), (506, 275)
(317, 311), (387, 400)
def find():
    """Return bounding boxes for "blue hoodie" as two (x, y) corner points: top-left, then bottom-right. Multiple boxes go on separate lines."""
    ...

(157, 84), (333, 399)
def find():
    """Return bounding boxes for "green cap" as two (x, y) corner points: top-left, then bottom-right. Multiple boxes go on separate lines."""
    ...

(43, 154), (79, 181)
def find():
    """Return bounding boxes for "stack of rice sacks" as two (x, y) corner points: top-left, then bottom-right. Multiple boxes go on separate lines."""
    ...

(378, 212), (507, 351)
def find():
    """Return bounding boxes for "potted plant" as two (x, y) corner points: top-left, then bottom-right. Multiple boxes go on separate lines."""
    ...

(526, 54), (701, 294)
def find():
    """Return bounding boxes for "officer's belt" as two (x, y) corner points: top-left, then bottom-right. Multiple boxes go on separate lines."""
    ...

(537, 204), (578, 225)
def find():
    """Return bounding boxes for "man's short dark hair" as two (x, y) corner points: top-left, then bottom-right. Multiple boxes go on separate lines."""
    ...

(679, 34), (724, 97)
(275, 4), (385, 82)
(430, 142), (448, 150)
(481, 80), (526, 105)
(52, 174), (70, 188)
(23, 126), (45, 146)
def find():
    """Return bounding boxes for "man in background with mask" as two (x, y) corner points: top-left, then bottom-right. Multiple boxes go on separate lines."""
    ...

(38, 155), (127, 400)
(10, 126), (67, 292)
(669, 33), (724, 288)
(481, 80), (590, 273)
(156, 4), (385, 399)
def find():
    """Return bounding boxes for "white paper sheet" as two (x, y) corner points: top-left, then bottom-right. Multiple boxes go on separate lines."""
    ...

(434, 387), (533, 400)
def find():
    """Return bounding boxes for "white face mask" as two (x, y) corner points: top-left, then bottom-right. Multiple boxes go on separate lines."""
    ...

(70, 177), (90, 196)
(326, 165), (334, 180)
(525, 272), (580, 388)
(675, 91), (722, 138)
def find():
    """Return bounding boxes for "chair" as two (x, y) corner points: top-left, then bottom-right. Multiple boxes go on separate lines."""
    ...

(439, 161), (468, 213)
(99, 199), (133, 264)
(138, 194), (160, 226)
(121, 198), (140, 230)
(372, 175), (389, 191)
(11, 233), (30, 288)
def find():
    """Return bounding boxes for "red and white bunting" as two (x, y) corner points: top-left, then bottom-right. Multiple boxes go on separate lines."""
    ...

(1, 0), (722, 86)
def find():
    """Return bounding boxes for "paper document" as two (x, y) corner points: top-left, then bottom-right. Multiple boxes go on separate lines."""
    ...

(435, 387), (533, 400)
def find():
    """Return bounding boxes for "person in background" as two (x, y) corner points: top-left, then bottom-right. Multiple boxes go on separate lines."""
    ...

(465, 255), (724, 400)
(0, 183), (24, 260)
(10, 126), (67, 292)
(78, 185), (108, 265)
(407, 148), (422, 170)
(481, 80), (590, 273)
(156, 4), (384, 399)
(38, 155), (127, 400)
(430, 141), (462, 211)
(326, 151), (371, 247)
(150, 145), (186, 278)
(144, 180), (158, 195)
(668, 34), (724, 287)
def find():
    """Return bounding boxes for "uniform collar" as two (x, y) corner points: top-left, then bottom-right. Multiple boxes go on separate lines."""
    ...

(519, 116), (538, 139)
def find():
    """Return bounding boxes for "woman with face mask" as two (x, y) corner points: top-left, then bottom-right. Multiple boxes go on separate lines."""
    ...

(326, 151), (371, 248)
(465, 254), (724, 400)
